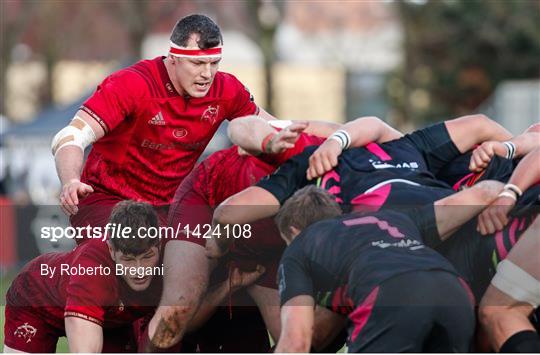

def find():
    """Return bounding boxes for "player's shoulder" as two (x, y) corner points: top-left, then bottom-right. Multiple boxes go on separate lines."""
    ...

(204, 145), (239, 165)
(214, 71), (243, 86)
(102, 58), (161, 97)
(72, 240), (114, 266)
(211, 71), (250, 99)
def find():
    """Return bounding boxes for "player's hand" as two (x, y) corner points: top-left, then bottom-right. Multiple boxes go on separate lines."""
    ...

(267, 121), (309, 154)
(469, 141), (508, 172)
(229, 265), (266, 292)
(307, 139), (342, 180)
(59, 179), (94, 216)
(477, 195), (516, 235)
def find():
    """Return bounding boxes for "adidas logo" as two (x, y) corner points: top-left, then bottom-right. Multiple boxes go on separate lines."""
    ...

(148, 112), (165, 126)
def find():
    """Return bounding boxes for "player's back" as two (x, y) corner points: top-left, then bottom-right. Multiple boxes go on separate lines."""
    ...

(284, 210), (457, 303)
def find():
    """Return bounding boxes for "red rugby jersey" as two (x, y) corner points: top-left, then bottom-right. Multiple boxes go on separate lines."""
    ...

(168, 133), (325, 247)
(80, 57), (258, 205)
(5, 240), (161, 329)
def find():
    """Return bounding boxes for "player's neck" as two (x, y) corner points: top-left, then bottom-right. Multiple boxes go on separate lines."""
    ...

(163, 57), (186, 97)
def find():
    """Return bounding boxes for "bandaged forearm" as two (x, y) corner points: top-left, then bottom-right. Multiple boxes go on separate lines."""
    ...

(51, 116), (96, 155)
(491, 260), (540, 307)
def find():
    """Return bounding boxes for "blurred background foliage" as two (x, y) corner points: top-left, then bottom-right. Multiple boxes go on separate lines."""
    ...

(389, 0), (540, 126)
(1, 0), (538, 209)
(2, 0), (538, 126)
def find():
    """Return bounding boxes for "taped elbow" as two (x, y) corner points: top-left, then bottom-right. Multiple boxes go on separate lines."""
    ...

(51, 118), (96, 156)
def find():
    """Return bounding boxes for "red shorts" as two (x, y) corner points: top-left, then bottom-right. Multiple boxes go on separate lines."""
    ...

(4, 306), (138, 352)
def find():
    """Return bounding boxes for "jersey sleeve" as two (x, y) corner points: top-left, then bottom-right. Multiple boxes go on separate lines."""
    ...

(81, 69), (148, 133)
(403, 122), (462, 176)
(405, 204), (442, 248)
(278, 240), (314, 306)
(256, 146), (316, 204)
(258, 133), (325, 167)
(226, 75), (259, 120)
(64, 249), (117, 326)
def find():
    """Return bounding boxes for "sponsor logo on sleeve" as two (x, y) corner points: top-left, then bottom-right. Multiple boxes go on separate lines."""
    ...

(369, 159), (419, 170)
(278, 264), (286, 297)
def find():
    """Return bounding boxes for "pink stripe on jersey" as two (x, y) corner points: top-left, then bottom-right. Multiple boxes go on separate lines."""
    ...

(350, 184), (391, 212)
(508, 218), (519, 246)
(349, 286), (380, 342)
(327, 185), (341, 195)
(453, 173), (474, 191)
(366, 142), (392, 161)
(343, 215), (405, 238)
(495, 230), (508, 260)
(458, 277), (476, 306)
(321, 170), (341, 187)
(518, 217), (526, 231)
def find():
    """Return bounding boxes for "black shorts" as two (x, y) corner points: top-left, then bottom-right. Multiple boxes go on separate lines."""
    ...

(437, 210), (538, 301)
(347, 270), (475, 353)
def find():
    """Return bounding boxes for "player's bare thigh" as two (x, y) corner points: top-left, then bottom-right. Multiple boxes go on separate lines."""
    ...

(3, 345), (27, 353)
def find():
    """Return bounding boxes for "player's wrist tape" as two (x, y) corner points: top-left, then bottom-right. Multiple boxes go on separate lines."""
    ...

(268, 120), (293, 129)
(328, 130), (351, 150)
(261, 133), (277, 153)
(498, 191), (517, 201)
(51, 117), (96, 155)
(491, 260), (540, 308)
(504, 183), (523, 197)
(503, 141), (516, 159)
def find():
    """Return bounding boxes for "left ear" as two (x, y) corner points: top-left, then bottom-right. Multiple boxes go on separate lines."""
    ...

(290, 226), (301, 239)
(107, 240), (115, 261)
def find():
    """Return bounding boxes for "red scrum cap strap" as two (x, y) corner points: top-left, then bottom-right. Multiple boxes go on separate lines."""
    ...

(169, 41), (222, 58)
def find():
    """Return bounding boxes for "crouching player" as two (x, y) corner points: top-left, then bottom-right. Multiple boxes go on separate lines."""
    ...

(3, 200), (263, 353)
(273, 183), (511, 352)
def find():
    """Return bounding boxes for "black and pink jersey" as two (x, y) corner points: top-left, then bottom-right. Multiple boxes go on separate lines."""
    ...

(278, 209), (457, 310)
(258, 123), (459, 210)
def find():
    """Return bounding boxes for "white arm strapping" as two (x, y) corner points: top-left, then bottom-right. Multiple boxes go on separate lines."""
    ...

(268, 120), (293, 129)
(51, 117), (97, 155)
(491, 259), (540, 307)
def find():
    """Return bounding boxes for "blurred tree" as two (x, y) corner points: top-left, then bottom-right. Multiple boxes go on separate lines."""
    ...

(210, 0), (283, 114)
(104, 0), (151, 61)
(388, 0), (540, 125)
(3, 0), (158, 115)
(247, 0), (283, 115)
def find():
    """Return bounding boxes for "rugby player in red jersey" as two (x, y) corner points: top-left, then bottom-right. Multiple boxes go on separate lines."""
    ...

(51, 14), (277, 236)
(3, 201), (264, 353)
(144, 118), (347, 351)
